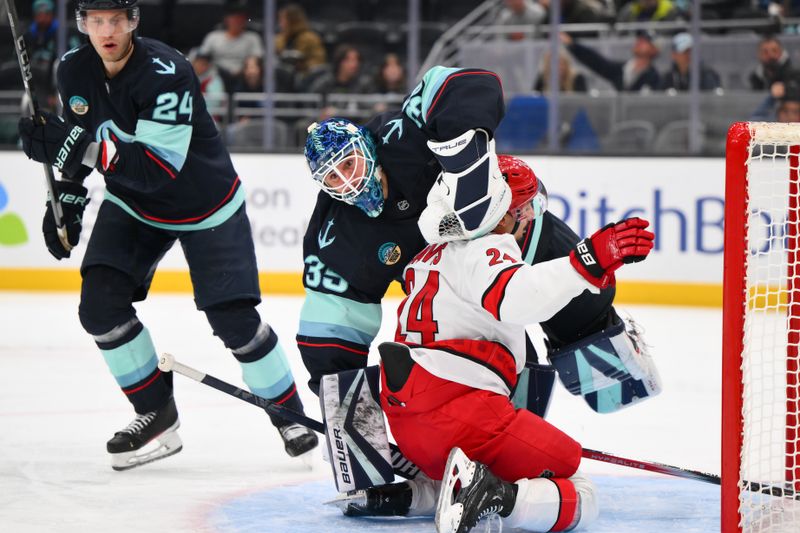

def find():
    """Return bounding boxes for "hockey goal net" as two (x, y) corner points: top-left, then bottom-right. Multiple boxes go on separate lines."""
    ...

(723, 122), (800, 532)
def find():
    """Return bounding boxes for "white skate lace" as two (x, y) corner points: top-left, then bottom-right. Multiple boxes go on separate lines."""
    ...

(122, 411), (157, 434)
(477, 505), (501, 521)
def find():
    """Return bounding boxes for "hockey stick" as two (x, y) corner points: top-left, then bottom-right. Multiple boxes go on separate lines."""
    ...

(4, 0), (70, 250)
(157, 353), (419, 479)
(164, 352), (791, 496)
(582, 448), (800, 500)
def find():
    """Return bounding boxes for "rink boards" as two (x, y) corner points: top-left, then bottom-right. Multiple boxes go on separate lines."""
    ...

(0, 152), (726, 306)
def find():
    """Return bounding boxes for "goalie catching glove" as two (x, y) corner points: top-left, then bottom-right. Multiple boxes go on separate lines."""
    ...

(570, 217), (654, 289)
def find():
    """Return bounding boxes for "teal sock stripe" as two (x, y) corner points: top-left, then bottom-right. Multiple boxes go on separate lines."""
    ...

(240, 343), (295, 401)
(101, 327), (158, 388)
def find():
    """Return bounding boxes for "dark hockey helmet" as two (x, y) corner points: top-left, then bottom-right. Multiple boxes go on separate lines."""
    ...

(76, 0), (140, 35)
(497, 154), (548, 222)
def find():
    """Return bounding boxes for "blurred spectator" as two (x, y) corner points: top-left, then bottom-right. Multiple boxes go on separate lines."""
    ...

(190, 51), (226, 121)
(616, 0), (684, 22)
(275, 3), (327, 77)
(494, 0), (546, 40)
(199, 3), (263, 86)
(232, 55), (266, 121)
(374, 53), (406, 94)
(751, 73), (800, 121)
(540, 0), (614, 24)
(659, 32), (721, 92)
(534, 49), (588, 93)
(562, 30), (660, 92)
(749, 36), (792, 92)
(308, 45), (376, 95)
(777, 89), (800, 123)
(25, 0), (78, 110)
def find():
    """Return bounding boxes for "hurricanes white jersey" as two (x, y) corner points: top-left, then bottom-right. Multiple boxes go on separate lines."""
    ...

(396, 234), (596, 396)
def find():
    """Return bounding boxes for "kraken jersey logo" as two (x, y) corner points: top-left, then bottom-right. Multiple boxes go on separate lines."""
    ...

(381, 118), (403, 145)
(69, 96), (89, 115)
(378, 242), (401, 266)
(152, 57), (176, 75)
(318, 219), (336, 249)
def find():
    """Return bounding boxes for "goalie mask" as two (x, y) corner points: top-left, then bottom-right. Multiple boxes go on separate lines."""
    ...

(498, 155), (548, 223)
(76, 0), (140, 35)
(305, 119), (384, 218)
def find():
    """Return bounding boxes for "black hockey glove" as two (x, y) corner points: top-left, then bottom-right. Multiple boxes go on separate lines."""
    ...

(43, 181), (89, 260)
(19, 112), (93, 179)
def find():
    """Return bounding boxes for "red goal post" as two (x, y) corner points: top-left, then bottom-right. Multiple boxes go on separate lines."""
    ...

(723, 122), (800, 533)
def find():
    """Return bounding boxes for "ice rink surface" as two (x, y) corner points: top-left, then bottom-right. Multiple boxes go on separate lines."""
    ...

(0, 292), (722, 532)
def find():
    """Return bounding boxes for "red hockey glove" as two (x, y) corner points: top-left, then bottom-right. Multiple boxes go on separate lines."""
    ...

(570, 218), (654, 289)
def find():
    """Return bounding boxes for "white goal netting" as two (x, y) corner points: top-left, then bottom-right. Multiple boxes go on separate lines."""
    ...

(739, 123), (800, 532)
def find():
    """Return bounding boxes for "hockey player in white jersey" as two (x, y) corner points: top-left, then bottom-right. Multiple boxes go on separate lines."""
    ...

(374, 156), (655, 532)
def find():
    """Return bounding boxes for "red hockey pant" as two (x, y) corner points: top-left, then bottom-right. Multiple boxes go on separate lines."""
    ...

(380, 363), (581, 482)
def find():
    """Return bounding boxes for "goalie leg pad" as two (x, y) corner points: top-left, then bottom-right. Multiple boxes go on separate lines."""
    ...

(511, 363), (556, 418)
(320, 365), (394, 492)
(548, 313), (661, 413)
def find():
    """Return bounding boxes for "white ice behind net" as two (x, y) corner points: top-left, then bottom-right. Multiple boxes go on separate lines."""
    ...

(741, 129), (800, 532)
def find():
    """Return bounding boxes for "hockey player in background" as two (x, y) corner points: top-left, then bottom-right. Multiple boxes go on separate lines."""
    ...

(16, 0), (316, 470)
(377, 165), (656, 533)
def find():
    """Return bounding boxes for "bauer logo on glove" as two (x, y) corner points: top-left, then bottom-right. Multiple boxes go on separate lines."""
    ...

(18, 112), (93, 179)
(570, 218), (655, 289)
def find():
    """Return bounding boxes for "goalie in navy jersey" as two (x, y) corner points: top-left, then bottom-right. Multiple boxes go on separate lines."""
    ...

(300, 70), (660, 418)
(16, 0), (316, 470)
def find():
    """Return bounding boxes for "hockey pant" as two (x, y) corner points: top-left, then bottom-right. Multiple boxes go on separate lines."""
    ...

(379, 361), (581, 482)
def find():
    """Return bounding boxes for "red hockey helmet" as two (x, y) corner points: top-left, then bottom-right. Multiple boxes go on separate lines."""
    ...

(497, 154), (547, 222)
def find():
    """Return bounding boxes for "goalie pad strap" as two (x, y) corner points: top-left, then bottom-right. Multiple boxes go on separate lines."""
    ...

(320, 365), (394, 492)
(511, 363), (556, 418)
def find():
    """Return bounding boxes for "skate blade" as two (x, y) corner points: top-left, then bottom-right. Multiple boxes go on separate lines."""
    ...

(323, 490), (366, 511)
(111, 424), (183, 472)
(435, 447), (475, 533)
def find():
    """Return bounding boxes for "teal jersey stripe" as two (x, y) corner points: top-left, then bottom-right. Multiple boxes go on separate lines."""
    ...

(101, 327), (158, 388)
(419, 66), (461, 124)
(134, 120), (192, 171)
(103, 186), (245, 231)
(522, 217), (544, 265)
(299, 289), (381, 344)
(298, 320), (375, 345)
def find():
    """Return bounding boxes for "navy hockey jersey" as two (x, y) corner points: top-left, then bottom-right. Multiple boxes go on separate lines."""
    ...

(297, 66), (505, 393)
(57, 38), (242, 227)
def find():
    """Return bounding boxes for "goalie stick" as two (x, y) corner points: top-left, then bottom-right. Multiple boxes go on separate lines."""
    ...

(158, 354), (797, 500)
(157, 353), (420, 479)
(4, 0), (70, 251)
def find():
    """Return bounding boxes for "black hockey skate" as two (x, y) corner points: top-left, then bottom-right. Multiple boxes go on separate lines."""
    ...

(278, 422), (318, 457)
(325, 481), (413, 517)
(436, 447), (516, 533)
(107, 397), (182, 471)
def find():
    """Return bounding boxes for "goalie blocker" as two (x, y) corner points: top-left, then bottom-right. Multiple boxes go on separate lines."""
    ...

(548, 311), (661, 413)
